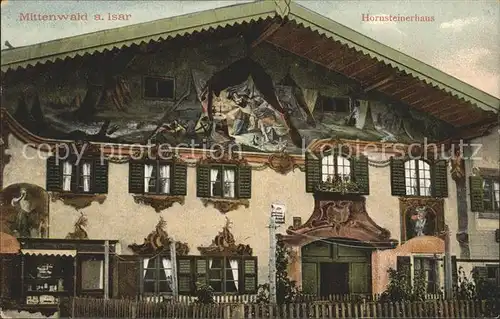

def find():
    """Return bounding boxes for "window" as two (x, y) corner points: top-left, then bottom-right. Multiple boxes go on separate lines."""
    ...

(143, 76), (175, 100)
(140, 256), (173, 295)
(414, 257), (438, 293)
(321, 96), (349, 113)
(81, 258), (104, 291)
(210, 166), (236, 198)
(483, 177), (500, 212)
(305, 151), (370, 195)
(390, 158), (448, 198)
(46, 156), (109, 194)
(196, 257), (257, 295)
(196, 164), (252, 199)
(469, 170), (500, 218)
(321, 154), (351, 183)
(144, 163), (171, 194)
(128, 160), (187, 196)
(405, 160), (431, 196)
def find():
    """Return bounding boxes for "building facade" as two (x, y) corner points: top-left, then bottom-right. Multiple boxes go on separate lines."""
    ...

(0, 0), (498, 311)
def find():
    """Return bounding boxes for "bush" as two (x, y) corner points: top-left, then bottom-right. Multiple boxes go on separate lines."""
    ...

(379, 267), (442, 302)
(256, 238), (301, 305)
(194, 283), (215, 304)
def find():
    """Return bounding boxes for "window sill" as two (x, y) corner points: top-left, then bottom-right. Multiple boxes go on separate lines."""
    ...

(478, 212), (500, 220)
(50, 192), (107, 210)
(200, 197), (250, 214)
(132, 194), (185, 213)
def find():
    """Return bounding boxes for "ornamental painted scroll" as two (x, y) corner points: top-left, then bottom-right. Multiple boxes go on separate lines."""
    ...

(198, 218), (253, 256)
(267, 152), (296, 175)
(399, 197), (444, 243)
(280, 194), (397, 248)
(128, 217), (189, 255)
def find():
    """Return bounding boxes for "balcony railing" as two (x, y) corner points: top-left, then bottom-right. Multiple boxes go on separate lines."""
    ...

(316, 174), (360, 194)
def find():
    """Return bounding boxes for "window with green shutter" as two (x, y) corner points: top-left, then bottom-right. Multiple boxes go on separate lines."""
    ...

(46, 156), (108, 194)
(177, 258), (193, 294)
(196, 164), (251, 199)
(243, 257), (257, 294)
(391, 158), (448, 197)
(305, 150), (369, 195)
(128, 160), (187, 196)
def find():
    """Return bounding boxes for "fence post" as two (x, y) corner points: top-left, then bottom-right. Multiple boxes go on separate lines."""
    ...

(131, 303), (136, 319)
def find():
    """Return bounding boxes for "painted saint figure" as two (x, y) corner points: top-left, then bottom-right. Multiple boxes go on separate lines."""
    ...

(10, 188), (33, 237)
(408, 206), (435, 239)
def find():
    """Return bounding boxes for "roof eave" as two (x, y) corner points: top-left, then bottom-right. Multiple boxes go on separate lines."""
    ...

(287, 2), (500, 113)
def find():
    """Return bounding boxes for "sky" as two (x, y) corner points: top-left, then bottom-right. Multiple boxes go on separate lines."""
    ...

(1, 0), (499, 98)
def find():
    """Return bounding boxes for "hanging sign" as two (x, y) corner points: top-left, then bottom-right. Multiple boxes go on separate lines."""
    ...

(271, 203), (286, 224)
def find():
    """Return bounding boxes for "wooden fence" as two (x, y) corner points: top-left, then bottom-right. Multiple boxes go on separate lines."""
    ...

(66, 297), (492, 318)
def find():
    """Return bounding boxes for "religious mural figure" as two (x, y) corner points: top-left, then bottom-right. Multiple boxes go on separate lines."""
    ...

(0, 183), (49, 238)
(406, 206), (435, 240)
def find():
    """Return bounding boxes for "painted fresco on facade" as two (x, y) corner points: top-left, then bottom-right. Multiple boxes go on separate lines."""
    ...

(0, 183), (49, 238)
(405, 206), (436, 241)
(3, 42), (454, 153)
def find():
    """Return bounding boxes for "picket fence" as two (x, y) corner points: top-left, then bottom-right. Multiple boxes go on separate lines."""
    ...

(139, 293), (444, 304)
(66, 297), (490, 318)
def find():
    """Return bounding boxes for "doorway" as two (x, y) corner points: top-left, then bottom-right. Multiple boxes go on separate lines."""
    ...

(320, 263), (349, 296)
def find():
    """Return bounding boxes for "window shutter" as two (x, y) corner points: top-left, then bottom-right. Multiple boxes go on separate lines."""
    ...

(397, 256), (411, 284)
(195, 257), (208, 288)
(171, 163), (187, 196)
(237, 165), (252, 199)
(469, 175), (484, 212)
(305, 153), (321, 193)
(242, 257), (258, 294)
(70, 157), (78, 192)
(128, 162), (144, 194)
(432, 160), (448, 197)
(196, 165), (211, 198)
(46, 156), (62, 191)
(177, 258), (193, 294)
(93, 159), (109, 194)
(451, 255), (458, 287)
(116, 256), (140, 298)
(473, 266), (488, 281)
(390, 158), (406, 196)
(352, 155), (369, 195)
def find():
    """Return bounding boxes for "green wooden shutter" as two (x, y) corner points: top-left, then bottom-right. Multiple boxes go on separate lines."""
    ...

(390, 158), (406, 196)
(451, 255), (458, 288)
(195, 257), (208, 288)
(397, 256), (411, 284)
(116, 256), (140, 298)
(352, 155), (370, 195)
(70, 157), (78, 192)
(196, 165), (211, 198)
(305, 153), (321, 193)
(237, 165), (252, 199)
(93, 159), (109, 194)
(46, 156), (62, 191)
(242, 257), (258, 294)
(128, 162), (144, 194)
(473, 266), (488, 281)
(177, 257), (193, 294)
(432, 160), (448, 197)
(469, 176), (484, 212)
(171, 163), (187, 196)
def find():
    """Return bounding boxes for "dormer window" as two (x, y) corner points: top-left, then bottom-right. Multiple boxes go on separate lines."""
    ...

(390, 157), (448, 198)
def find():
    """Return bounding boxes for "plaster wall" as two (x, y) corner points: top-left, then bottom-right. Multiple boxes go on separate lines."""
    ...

(3, 134), (469, 288)
(466, 128), (499, 259)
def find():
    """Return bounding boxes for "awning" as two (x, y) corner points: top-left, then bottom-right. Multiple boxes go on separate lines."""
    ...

(20, 249), (77, 257)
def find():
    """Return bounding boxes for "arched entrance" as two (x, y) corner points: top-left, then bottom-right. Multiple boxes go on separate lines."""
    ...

(280, 194), (398, 296)
(301, 238), (373, 296)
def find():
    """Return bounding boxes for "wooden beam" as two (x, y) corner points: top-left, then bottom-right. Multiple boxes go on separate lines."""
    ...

(364, 75), (395, 92)
(420, 96), (453, 110)
(349, 61), (379, 77)
(251, 22), (283, 48)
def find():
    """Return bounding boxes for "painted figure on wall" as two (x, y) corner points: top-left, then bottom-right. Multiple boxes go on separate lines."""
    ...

(406, 206), (435, 240)
(0, 183), (49, 238)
